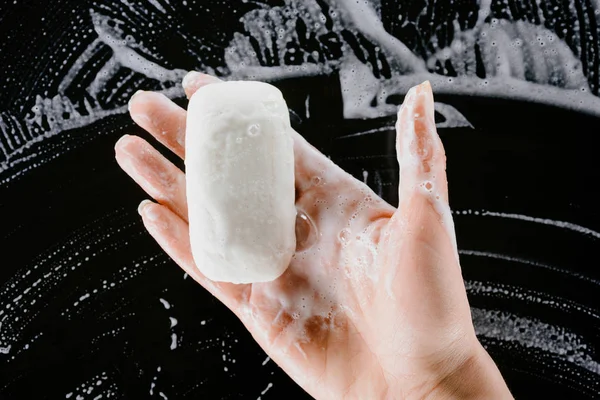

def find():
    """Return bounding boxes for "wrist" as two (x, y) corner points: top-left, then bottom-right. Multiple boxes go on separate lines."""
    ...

(423, 344), (513, 400)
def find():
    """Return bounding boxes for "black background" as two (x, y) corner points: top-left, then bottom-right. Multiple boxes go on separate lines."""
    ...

(1, 0), (599, 399)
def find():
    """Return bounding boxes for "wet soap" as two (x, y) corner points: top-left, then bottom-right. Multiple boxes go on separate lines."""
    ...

(185, 81), (296, 284)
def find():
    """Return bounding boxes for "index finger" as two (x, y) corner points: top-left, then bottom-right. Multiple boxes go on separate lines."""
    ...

(127, 72), (222, 159)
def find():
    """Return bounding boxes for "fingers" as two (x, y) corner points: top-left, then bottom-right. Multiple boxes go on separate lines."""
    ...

(393, 81), (457, 253)
(128, 73), (224, 159)
(379, 83), (469, 334)
(395, 81), (449, 206)
(384, 82), (461, 302)
(115, 135), (188, 221)
(138, 200), (245, 309)
(129, 91), (187, 158)
(182, 70), (222, 99)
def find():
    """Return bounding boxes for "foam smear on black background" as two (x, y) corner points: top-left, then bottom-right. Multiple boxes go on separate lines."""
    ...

(0, 0), (599, 398)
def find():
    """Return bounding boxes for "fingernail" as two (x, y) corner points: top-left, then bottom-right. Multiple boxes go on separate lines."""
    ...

(406, 85), (418, 101)
(418, 81), (435, 124)
(128, 90), (145, 112)
(400, 86), (417, 110)
(182, 71), (222, 92)
(138, 199), (153, 216)
(115, 134), (130, 150)
(182, 71), (202, 90)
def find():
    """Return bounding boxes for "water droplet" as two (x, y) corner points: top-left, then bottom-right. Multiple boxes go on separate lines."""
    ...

(338, 228), (351, 246)
(295, 210), (317, 252)
(235, 137), (243, 144)
(247, 124), (261, 136)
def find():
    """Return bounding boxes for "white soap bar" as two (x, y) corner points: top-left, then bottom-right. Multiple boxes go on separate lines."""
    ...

(185, 81), (296, 284)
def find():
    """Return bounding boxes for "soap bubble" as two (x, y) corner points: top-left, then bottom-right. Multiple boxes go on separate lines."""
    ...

(247, 123), (261, 137)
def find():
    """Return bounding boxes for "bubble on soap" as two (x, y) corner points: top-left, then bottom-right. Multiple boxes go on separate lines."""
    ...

(247, 123), (261, 137)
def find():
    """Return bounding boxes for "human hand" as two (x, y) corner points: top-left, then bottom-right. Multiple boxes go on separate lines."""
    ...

(115, 72), (513, 399)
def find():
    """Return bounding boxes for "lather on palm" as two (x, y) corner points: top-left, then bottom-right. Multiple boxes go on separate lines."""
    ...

(115, 72), (512, 399)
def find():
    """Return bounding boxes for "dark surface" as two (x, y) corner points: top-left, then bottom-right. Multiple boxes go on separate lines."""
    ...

(1, 0), (599, 399)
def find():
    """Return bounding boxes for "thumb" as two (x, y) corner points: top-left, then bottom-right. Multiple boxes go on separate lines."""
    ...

(396, 81), (449, 208)
(394, 81), (457, 254)
(380, 82), (472, 335)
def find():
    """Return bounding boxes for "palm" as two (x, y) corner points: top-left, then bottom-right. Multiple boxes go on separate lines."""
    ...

(116, 75), (490, 399)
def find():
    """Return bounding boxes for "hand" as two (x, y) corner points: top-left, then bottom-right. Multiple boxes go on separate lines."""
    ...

(115, 72), (513, 400)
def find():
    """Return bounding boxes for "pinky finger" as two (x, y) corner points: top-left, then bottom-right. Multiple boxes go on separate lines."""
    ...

(138, 200), (244, 309)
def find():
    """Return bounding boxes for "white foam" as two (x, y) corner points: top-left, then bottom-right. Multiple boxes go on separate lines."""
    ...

(466, 280), (600, 319)
(62, 371), (112, 400)
(459, 249), (600, 285)
(472, 307), (600, 374)
(472, 210), (600, 239)
(170, 333), (177, 350)
(260, 382), (273, 396)
(0, 215), (145, 353)
(336, 0), (426, 72)
(0, 11), (185, 176)
(146, 0), (167, 14)
(91, 12), (186, 82)
(224, 0), (342, 76)
(434, 102), (474, 129)
(236, 128), (393, 364)
(158, 298), (171, 309)
(4, 1), (600, 182)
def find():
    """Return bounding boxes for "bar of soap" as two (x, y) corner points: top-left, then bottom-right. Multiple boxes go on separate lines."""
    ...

(185, 81), (296, 284)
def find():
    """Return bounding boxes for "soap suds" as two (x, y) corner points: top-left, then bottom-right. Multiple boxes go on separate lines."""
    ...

(0, 0), (599, 396)
(159, 298), (171, 310)
(460, 249), (600, 286)
(257, 382), (274, 399)
(3, 0), (600, 183)
(62, 371), (116, 400)
(479, 210), (600, 239)
(472, 307), (600, 374)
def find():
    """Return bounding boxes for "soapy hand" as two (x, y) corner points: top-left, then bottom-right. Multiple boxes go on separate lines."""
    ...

(115, 72), (513, 400)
